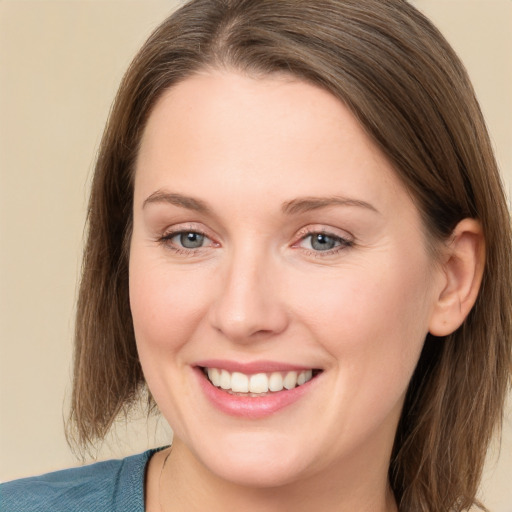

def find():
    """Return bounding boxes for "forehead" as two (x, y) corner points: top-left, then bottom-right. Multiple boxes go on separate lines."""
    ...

(134, 69), (414, 219)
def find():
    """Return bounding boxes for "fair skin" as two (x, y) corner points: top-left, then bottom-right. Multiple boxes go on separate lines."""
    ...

(129, 70), (484, 512)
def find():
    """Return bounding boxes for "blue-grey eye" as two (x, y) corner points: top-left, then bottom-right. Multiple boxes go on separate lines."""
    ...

(179, 232), (205, 248)
(310, 233), (338, 251)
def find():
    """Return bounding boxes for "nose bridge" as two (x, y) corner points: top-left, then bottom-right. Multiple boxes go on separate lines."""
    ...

(209, 241), (287, 342)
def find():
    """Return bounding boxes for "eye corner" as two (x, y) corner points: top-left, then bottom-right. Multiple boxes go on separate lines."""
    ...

(157, 225), (220, 255)
(292, 226), (354, 257)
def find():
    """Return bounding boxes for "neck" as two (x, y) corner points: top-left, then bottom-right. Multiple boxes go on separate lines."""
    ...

(152, 438), (398, 512)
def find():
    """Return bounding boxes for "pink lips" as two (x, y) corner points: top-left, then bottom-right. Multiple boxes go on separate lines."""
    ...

(193, 361), (319, 419)
(195, 359), (313, 374)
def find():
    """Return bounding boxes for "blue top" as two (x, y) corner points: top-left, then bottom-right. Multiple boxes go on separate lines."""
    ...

(0, 449), (160, 512)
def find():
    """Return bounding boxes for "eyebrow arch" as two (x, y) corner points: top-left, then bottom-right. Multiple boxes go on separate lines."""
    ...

(142, 190), (212, 214)
(142, 191), (378, 216)
(282, 196), (379, 215)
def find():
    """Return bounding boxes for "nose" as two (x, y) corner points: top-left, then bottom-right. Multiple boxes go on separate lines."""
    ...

(208, 248), (289, 343)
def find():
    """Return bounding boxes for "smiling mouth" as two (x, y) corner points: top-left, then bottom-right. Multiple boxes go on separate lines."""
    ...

(201, 367), (322, 396)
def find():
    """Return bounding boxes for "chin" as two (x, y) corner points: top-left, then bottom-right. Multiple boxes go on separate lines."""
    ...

(191, 431), (313, 488)
(208, 456), (306, 489)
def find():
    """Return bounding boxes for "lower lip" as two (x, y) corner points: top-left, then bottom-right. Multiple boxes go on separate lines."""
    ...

(195, 367), (318, 419)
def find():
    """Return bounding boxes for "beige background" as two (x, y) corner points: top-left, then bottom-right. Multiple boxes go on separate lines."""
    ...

(0, 0), (511, 509)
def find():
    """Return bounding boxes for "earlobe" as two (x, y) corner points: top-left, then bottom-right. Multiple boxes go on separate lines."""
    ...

(428, 218), (485, 337)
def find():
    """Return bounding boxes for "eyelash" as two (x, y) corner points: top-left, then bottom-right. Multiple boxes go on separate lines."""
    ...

(158, 228), (214, 255)
(158, 227), (354, 257)
(294, 228), (354, 257)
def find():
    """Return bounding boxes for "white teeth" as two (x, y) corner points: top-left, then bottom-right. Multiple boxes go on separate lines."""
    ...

(220, 369), (231, 390)
(297, 369), (312, 385)
(207, 368), (221, 387)
(283, 371), (297, 390)
(268, 372), (284, 392)
(249, 373), (269, 393)
(205, 368), (315, 394)
(231, 372), (249, 393)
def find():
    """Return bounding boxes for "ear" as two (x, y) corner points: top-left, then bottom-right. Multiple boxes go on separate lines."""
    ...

(429, 218), (485, 336)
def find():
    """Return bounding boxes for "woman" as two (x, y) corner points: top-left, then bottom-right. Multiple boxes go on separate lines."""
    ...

(3, 0), (511, 511)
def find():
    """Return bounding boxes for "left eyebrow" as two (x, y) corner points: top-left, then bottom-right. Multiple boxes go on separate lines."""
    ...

(142, 190), (212, 215)
(281, 196), (379, 215)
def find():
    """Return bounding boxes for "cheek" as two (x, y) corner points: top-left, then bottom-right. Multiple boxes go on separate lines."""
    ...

(128, 256), (212, 423)
(296, 265), (430, 335)
(292, 257), (434, 383)
(129, 253), (210, 364)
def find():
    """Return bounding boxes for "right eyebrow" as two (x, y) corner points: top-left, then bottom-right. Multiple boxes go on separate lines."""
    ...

(281, 196), (379, 215)
(142, 190), (212, 215)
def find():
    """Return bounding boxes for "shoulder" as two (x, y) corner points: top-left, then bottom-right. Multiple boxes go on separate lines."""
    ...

(0, 449), (160, 512)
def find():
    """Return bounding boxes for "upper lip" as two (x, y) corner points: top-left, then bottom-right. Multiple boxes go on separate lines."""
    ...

(195, 359), (319, 374)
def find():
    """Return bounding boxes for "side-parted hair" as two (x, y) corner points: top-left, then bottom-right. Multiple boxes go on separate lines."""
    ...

(69, 1), (512, 510)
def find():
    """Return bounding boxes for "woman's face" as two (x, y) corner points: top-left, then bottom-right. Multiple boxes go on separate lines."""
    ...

(130, 70), (444, 487)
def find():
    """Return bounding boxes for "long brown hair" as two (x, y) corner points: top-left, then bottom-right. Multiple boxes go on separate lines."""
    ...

(68, 1), (512, 510)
